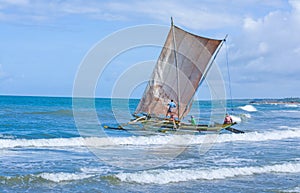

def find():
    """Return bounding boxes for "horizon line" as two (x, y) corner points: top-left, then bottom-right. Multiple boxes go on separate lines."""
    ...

(0, 94), (298, 100)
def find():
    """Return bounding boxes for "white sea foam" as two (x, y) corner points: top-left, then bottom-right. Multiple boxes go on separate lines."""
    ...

(215, 128), (300, 143)
(285, 104), (299, 108)
(230, 115), (242, 123)
(239, 105), (257, 112)
(0, 134), (14, 139)
(115, 162), (300, 184)
(0, 127), (299, 149)
(0, 135), (185, 148)
(0, 137), (86, 149)
(80, 166), (113, 174)
(213, 157), (256, 164)
(283, 186), (300, 193)
(240, 113), (251, 119)
(37, 172), (93, 182)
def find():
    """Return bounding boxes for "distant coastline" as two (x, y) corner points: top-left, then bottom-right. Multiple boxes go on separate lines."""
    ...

(249, 97), (300, 105)
(0, 95), (300, 103)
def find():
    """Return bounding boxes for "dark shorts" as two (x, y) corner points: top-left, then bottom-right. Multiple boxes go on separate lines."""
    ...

(168, 108), (175, 113)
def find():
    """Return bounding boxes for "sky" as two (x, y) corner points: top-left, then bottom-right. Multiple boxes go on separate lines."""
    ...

(0, 0), (300, 99)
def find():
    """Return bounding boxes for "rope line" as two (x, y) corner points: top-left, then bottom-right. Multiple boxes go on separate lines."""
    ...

(225, 39), (233, 113)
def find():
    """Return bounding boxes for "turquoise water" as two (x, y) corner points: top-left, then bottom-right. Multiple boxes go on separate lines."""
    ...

(0, 95), (300, 192)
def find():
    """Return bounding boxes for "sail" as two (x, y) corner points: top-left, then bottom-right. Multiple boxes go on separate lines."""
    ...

(135, 25), (223, 119)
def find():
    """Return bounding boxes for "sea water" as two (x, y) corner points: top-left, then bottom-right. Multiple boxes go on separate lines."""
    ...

(0, 96), (299, 193)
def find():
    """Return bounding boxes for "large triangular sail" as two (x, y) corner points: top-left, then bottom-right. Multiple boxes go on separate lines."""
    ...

(135, 25), (223, 119)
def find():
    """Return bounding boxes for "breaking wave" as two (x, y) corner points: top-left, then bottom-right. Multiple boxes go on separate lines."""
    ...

(230, 115), (242, 123)
(282, 186), (300, 193)
(37, 172), (93, 182)
(115, 162), (300, 184)
(240, 113), (251, 119)
(238, 105), (257, 112)
(285, 104), (299, 108)
(2, 162), (299, 185)
(0, 127), (299, 149)
(0, 172), (94, 184)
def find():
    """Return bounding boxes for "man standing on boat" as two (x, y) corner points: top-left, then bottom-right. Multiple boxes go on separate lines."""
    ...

(166, 99), (176, 117)
(190, 116), (196, 126)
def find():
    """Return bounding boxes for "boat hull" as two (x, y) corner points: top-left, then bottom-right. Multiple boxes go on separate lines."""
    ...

(103, 121), (242, 134)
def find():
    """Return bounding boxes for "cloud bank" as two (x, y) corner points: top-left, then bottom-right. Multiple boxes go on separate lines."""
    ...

(0, 0), (299, 98)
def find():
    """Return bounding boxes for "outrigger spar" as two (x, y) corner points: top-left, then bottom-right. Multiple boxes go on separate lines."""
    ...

(104, 18), (244, 134)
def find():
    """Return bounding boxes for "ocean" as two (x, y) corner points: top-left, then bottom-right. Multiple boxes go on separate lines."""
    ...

(0, 95), (299, 193)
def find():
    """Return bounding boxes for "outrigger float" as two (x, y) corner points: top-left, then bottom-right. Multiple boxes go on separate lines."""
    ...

(104, 18), (244, 135)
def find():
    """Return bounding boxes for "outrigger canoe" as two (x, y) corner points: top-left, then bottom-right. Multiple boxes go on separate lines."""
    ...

(103, 18), (244, 135)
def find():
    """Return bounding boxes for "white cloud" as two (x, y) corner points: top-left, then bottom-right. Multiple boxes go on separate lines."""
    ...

(221, 0), (300, 97)
(0, 0), (299, 97)
(258, 42), (269, 54)
(293, 47), (300, 54)
(0, 0), (138, 23)
(0, 0), (29, 6)
(0, 0), (239, 29)
(122, 1), (239, 30)
(0, 1), (283, 32)
(289, 0), (300, 12)
(243, 17), (262, 31)
(235, 2), (299, 63)
(59, 3), (100, 14)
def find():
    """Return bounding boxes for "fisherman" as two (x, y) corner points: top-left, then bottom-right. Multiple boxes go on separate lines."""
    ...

(223, 113), (233, 124)
(190, 115), (196, 126)
(166, 99), (176, 117)
(169, 113), (177, 129)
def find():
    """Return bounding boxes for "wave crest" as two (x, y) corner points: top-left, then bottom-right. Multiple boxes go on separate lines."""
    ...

(115, 162), (300, 184)
(1, 128), (300, 149)
(38, 172), (93, 182)
(238, 105), (257, 112)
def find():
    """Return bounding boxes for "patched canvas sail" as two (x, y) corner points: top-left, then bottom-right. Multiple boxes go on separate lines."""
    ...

(135, 25), (223, 119)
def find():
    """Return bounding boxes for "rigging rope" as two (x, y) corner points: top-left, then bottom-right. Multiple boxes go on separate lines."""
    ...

(224, 39), (234, 113)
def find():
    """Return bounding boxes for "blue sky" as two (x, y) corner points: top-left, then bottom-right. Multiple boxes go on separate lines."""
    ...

(0, 0), (299, 99)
